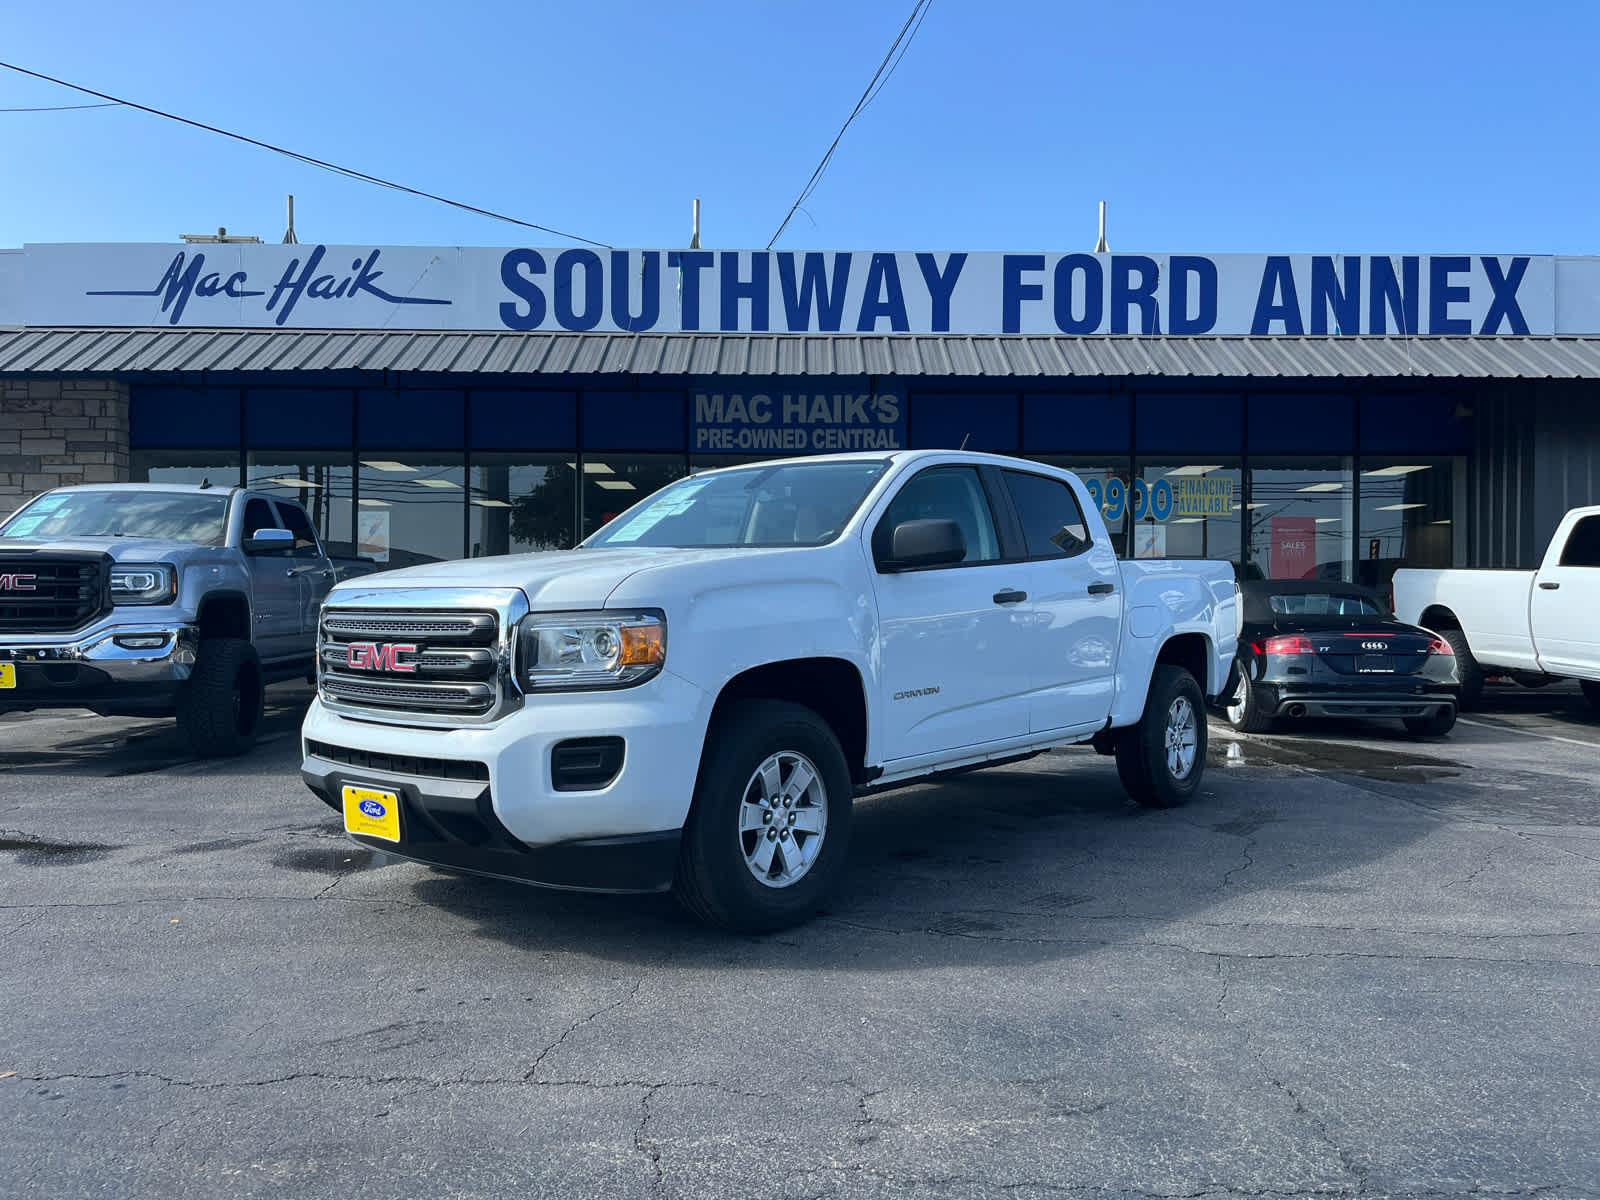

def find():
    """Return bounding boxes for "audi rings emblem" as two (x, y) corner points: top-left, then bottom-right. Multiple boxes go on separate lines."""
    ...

(1361, 641), (1388, 651)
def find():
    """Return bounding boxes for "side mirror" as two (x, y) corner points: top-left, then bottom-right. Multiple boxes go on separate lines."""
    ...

(245, 527), (294, 554)
(881, 518), (966, 570)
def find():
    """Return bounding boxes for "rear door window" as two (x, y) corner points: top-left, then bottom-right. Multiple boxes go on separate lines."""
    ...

(1000, 469), (1093, 559)
(1558, 516), (1600, 567)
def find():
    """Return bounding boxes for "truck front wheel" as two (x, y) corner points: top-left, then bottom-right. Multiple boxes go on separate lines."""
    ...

(177, 637), (264, 757)
(1116, 665), (1207, 809)
(675, 700), (852, 933)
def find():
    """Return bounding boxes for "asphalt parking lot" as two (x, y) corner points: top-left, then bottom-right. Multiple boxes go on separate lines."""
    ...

(3, 683), (1598, 1200)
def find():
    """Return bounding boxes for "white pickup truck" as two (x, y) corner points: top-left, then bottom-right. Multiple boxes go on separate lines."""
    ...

(1393, 504), (1600, 711)
(300, 450), (1237, 931)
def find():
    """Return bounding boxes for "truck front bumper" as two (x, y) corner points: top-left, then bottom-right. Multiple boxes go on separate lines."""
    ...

(298, 669), (713, 894)
(0, 624), (199, 715)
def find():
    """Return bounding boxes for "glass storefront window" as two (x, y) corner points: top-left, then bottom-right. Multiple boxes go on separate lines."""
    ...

(469, 456), (576, 556)
(247, 452), (354, 557)
(1132, 461), (1242, 567)
(1031, 457), (1132, 557)
(132, 450), (241, 488)
(356, 455), (466, 568)
(1358, 457), (1458, 590)
(1247, 457), (1354, 582)
(580, 455), (687, 540)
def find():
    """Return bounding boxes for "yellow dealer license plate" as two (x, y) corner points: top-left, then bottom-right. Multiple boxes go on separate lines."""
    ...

(342, 785), (401, 843)
(0, 663), (14, 689)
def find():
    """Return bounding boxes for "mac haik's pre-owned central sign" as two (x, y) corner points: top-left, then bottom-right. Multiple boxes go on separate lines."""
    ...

(15, 244), (1599, 336)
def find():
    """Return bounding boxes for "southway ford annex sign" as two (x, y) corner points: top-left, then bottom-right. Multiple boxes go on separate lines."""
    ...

(10, 243), (1600, 336)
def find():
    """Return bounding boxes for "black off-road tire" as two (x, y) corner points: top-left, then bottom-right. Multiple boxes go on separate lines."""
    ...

(178, 637), (264, 757)
(1115, 665), (1208, 809)
(1223, 658), (1276, 734)
(1403, 708), (1457, 738)
(1438, 627), (1483, 711)
(674, 700), (852, 934)
(1581, 680), (1600, 712)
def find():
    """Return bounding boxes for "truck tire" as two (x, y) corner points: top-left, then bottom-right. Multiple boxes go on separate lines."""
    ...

(674, 700), (852, 933)
(1403, 708), (1457, 738)
(1223, 658), (1275, 734)
(1581, 680), (1600, 712)
(177, 637), (264, 757)
(1115, 665), (1207, 809)
(1438, 627), (1483, 710)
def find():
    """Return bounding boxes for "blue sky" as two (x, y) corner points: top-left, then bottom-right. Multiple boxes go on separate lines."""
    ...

(3, 0), (1597, 254)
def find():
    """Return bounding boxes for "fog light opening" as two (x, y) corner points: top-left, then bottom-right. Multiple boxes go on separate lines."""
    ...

(114, 634), (171, 651)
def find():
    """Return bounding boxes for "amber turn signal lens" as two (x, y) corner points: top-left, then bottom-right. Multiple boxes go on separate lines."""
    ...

(619, 623), (665, 666)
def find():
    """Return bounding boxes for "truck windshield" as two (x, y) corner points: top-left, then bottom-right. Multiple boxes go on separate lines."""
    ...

(587, 460), (890, 548)
(0, 490), (231, 545)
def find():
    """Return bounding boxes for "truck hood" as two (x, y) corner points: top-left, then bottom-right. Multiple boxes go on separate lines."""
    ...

(328, 546), (790, 609)
(0, 536), (208, 562)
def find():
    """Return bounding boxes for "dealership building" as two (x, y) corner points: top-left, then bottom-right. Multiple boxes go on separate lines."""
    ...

(2, 242), (1598, 584)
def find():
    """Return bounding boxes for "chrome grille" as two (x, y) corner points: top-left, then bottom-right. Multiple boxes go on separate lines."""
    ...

(318, 594), (522, 723)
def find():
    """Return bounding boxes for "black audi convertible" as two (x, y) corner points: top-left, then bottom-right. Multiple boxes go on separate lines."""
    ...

(1223, 580), (1460, 737)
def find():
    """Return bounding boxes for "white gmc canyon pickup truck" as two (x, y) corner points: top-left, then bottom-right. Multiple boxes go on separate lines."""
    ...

(1393, 505), (1600, 711)
(300, 451), (1237, 931)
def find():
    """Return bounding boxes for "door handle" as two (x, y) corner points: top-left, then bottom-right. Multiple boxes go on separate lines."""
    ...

(1538, 581), (1560, 591)
(1087, 582), (1116, 595)
(992, 589), (1027, 605)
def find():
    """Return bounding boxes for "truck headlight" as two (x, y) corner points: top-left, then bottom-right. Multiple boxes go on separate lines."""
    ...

(517, 610), (665, 691)
(110, 563), (177, 605)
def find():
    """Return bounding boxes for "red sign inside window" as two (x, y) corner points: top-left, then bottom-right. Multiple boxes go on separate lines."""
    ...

(1270, 516), (1318, 579)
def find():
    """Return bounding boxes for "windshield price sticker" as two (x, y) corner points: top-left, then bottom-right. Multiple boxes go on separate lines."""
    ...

(604, 478), (713, 543)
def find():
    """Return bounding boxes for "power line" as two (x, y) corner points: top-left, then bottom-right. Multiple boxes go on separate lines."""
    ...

(767, 0), (934, 249)
(0, 101), (122, 112)
(0, 61), (611, 248)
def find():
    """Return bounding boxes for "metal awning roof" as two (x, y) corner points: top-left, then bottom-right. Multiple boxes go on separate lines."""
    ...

(3, 327), (1600, 379)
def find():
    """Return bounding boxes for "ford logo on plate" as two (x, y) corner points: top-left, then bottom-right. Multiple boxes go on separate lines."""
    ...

(359, 799), (387, 819)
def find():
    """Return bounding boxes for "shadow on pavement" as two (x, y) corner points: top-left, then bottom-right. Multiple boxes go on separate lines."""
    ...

(0, 683), (315, 777)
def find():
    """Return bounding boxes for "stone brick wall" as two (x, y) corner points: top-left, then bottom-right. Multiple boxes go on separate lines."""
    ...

(0, 378), (131, 517)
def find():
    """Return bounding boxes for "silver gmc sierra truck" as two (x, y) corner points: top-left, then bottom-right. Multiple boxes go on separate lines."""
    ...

(1, 482), (366, 755)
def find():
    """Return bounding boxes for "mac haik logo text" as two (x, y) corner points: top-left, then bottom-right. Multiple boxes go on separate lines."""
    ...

(87, 246), (451, 326)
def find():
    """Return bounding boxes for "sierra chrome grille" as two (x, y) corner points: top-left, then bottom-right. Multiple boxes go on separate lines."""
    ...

(0, 553), (111, 634)
(319, 605), (507, 720)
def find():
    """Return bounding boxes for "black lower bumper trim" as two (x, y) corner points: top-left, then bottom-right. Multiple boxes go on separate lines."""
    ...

(0, 666), (182, 716)
(301, 765), (681, 894)
(1271, 696), (1456, 719)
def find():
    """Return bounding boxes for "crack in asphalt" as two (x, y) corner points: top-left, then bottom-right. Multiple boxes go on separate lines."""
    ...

(1213, 958), (1369, 1195)
(11, 1069), (789, 1098)
(1222, 835), (1256, 889)
(778, 1164), (1405, 1198)
(526, 978), (644, 1082)
(821, 916), (1597, 967)
(1441, 842), (1503, 891)
(633, 1083), (665, 1196)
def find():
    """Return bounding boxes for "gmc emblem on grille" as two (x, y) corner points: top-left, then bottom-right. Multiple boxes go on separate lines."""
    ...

(0, 573), (38, 592)
(346, 642), (418, 672)
(1361, 641), (1388, 651)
